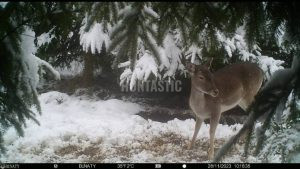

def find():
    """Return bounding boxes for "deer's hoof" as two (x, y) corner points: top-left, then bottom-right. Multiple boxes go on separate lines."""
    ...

(208, 149), (214, 160)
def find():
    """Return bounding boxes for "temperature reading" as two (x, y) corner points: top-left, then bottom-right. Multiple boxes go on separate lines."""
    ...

(117, 164), (134, 168)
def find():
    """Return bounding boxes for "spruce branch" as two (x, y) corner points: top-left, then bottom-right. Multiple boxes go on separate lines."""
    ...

(213, 56), (300, 162)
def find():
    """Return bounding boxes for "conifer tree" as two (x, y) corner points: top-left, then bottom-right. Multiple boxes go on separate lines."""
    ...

(34, 2), (85, 68)
(213, 2), (300, 162)
(1, 2), (299, 161)
(107, 2), (161, 70)
(0, 2), (60, 153)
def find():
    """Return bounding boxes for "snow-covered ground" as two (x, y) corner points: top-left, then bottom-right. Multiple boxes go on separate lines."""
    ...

(1, 91), (261, 163)
(55, 60), (84, 78)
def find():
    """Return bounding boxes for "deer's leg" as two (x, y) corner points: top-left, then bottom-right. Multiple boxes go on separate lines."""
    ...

(238, 98), (252, 142)
(208, 112), (221, 160)
(188, 117), (203, 150)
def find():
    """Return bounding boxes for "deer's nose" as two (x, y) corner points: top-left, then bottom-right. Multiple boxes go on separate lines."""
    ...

(212, 89), (219, 97)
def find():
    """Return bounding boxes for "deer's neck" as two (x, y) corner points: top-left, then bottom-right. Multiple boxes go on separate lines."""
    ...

(190, 85), (206, 106)
(190, 85), (205, 97)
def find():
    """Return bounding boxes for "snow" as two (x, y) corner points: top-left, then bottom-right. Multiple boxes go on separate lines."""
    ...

(118, 31), (187, 87)
(158, 47), (170, 70)
(120, 69), (133, 86)
(259, 126), (300, 163)
(119, 51), (159, 90)
(143, 6), (159, 19)
(216, 28), (256, 61)
(118, 61), (130, 68)
(1, 91), (262, 163)
(36, 57), (60, 80)
(216, 27), (285, 79)
(161, 34), (184, 78)
(19, 29), (41, 91)
(275, 21), (286, 48)
(256, 54), (300, 163)
(117, 23), (284, 89)
(0, 2), (8, 8)
(14, 28), (60, 97)
(55, 60), (84, 78)
(186, 44), (202, 64)
(261, 54), (298, 91)
(257, 55), (284, 80)
(36, 30), (54, 47)
(118, 5), (133, 18)
(80, 19), (110, 54)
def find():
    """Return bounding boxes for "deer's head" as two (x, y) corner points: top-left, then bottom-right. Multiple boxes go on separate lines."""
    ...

(186, 58), (219, 97)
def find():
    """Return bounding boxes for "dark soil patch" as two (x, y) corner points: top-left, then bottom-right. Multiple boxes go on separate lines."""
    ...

(137, 106), (248, 125)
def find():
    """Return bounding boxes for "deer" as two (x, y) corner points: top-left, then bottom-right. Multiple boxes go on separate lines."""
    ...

(186, 58), (264, 160)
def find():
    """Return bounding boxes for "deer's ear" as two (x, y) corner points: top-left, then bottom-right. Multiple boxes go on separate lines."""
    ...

(204, 57), (213, 69)
(186, 62), (196, 73)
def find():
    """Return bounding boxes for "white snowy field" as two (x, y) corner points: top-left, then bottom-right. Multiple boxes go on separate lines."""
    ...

(1, 91), (261, 163)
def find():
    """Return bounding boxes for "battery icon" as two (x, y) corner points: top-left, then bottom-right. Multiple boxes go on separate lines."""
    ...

(155, 164), (161, 168)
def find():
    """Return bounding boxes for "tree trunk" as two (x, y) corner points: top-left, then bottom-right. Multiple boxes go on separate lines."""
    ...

(82, 51), (94, 87)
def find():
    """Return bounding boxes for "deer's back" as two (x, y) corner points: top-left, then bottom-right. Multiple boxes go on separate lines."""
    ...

(213, 62), (264, 107)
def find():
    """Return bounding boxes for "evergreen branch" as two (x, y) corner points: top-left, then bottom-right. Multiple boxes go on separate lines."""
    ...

(20, 33), (42, 40)
(139, 30), (161, 65)
(113, 38), (129, 69)
(213, 65), (299, 162)
(110, 22), (126, 40)
(0, 18), (32, 42)
(108, 29), (128, 53)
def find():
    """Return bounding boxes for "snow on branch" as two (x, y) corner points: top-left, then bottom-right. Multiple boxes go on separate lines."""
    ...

(118, 5), (133, 18)
(118, 61), (130, 68)
(35, 56), (61, 80)
(185, 44), (202, 64)
(118, 30), (192, 86)
(143, 6), (159, 19)
(0, 2), (8, 8)
(80, 16), (110, 54)
(216, 27), (285, 80)
(19, 29), (60, 90)
(36, 28), (54, 47)
(161, 33), (185, 78)
(120, 51), (158, 90)
(9, 28), (61, 112)
(216, 29), (256, 61)
(257, 55), (284, 79)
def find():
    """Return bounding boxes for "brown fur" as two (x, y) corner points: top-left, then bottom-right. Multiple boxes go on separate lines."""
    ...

(187, 61), (263, 160)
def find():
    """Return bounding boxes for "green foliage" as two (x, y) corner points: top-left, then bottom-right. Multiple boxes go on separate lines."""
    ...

(0, 2), (39, 153)
(153, 3), (190, 46)
(0, 2), (60, 154)
(243, 3), (266, 49)
(84, 2), (119, 32)
(107, 2), (161, 70)
(34, 2), (85, 67)
(1, 1), (300, 160)
(214, 53), (300, 162)
(255, 87), (300, 162)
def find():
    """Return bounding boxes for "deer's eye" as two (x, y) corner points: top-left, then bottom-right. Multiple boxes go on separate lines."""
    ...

(198, 76), (205, 80)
